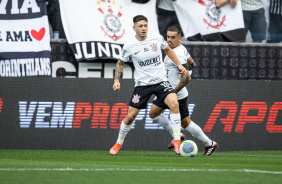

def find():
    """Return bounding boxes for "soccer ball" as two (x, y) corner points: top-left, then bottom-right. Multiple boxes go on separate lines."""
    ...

(179, 140), (198, 157)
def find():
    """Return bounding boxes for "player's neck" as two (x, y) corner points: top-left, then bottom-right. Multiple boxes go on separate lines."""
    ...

(171, 44), (180, 49)
(135, 34), (147, 41)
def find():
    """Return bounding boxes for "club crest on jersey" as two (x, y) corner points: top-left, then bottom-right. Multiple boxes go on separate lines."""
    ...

(132, 94), (141, 104)
(198, 0), (226, 30)
(98, 0), (125, 41)
(164, 56), (170, 64)
(151, 43), (158, 52)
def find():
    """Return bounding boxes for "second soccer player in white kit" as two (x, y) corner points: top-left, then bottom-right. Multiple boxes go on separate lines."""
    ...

(149, 26), (218, 156)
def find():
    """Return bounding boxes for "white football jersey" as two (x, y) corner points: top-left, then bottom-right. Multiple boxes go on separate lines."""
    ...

(164, 44), (190, 100)
(120, 33), (168, 86)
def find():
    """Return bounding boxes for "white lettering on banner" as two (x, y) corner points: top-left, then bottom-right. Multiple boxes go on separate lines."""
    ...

(0, 58), (51, 77)
(74, 43), (82, 59)
(0, 0), (8, 14)
(19, 101), (37, 128)
(52, 61), (136, 78)
(35, 102), (53, 128)
(74, 42), (122, 60)
(97, 42), (110, 57)
(19, 101), (75, 128)
(51, 61), (76, 78)
(78, 62), (102, 78)
(0, 0), (40, 14)
(20, 0), (40, 14)
(82, 42), (95, 59)
(50, 102), (75, 128)
(11, 0), (19, 14)
(111, 44), (122, 59)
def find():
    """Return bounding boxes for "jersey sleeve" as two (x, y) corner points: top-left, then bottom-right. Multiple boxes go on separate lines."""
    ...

(159, 35), (168, 50)
(178, 55), (187, 65)
(120, 44), (131, 62)
(183, 47), (191, 60)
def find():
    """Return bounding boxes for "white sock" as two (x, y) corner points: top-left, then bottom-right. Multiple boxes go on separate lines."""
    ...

(117, 121), (132, 145)
(152, 114), (174, 138)
(170, 113), (181, 140)
(185, 121), (212, 147)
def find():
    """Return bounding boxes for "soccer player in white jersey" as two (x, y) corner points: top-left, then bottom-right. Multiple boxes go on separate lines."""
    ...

(110, 15), (187, 155)
(149, 26), (218, 156)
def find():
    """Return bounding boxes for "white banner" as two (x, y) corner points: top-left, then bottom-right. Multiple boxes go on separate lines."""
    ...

(173, 0), (245, 41)
(0, 0), (51, 77)
(60, 0), (158, 60)
(0, 17), (50, 52)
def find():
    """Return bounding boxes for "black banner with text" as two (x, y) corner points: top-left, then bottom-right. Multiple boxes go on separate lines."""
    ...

(51, 40), (282, 80)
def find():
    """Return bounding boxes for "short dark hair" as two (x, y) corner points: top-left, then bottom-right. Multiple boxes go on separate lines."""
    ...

(133, 15), (148, 24)
(167, 26), (182, 36)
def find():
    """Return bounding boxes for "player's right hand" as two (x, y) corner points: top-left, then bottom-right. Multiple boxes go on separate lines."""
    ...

(178, 65), (187, 75)
(113, 80), (120, 91)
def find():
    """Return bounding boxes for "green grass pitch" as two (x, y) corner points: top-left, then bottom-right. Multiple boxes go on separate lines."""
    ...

(0, 150), (282, 184)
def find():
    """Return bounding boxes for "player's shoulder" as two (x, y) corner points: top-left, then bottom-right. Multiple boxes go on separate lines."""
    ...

(123, 38), (140, 51)
(179, 44), (188, 52)
(147, 32), (164, 41)
(173, 44), (186, 54)
(177, 44), (190, 58)
(123, 37), (136, 47)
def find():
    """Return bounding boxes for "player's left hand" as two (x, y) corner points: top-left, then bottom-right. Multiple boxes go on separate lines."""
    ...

(178, 65), (187, 75)
(113, 80), (120, 91)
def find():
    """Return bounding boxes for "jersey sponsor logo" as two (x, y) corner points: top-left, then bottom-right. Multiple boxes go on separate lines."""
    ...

(98, 1), (125, 41)
(144, 48), (149, 52)
(132, 94), (141, 104)
(138, 55), (161, 67)
(151, 43), (158, 52)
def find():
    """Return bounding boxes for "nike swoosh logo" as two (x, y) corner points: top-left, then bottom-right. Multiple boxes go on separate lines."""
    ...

(134, 51), (140, 55)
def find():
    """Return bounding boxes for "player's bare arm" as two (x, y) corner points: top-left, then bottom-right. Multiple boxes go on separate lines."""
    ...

(113, 59), (124, 91)
(174, 64), (191, 93)
(164, 46), (187, 74)
(215, 0), (237, 8)
(187, 57), (196, 71)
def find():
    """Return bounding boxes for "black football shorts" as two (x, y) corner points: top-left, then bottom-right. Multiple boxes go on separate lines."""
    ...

(129, 81), (175, 109)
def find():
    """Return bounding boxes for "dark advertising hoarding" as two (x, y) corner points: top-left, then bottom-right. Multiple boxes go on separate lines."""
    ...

(0, 78), (281, 151)
(50, 40), (282, 80)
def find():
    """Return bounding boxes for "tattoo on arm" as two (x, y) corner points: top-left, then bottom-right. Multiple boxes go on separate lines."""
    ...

(114, 60), (124, 79)
(174, 73), (191, 93)
(174, 64), (191, 93)
(187, 57), (196, 71)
